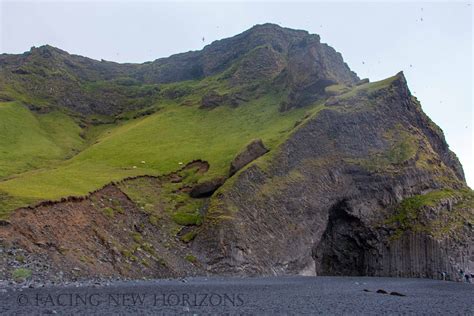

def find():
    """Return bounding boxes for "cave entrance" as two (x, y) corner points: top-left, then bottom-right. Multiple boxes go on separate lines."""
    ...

(313, 199), (377, 276)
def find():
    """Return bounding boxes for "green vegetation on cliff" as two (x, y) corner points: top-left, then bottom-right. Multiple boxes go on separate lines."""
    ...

(386, 189), (474, 239)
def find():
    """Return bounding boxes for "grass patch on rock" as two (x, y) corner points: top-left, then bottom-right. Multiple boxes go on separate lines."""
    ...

(12, 268), (32, 282)
(386, 189), (474, 239)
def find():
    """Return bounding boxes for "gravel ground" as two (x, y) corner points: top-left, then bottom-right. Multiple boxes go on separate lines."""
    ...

(0, 276), (472, 315)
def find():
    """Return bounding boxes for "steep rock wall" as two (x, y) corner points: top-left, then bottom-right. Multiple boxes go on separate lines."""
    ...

(192, 73), (472, 279)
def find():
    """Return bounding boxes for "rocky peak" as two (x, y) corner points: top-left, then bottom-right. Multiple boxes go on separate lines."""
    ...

(392, 71), (414, 103)
(245, 23), (311, 36)
(225, 23), (314, 55)
(138, 24), (358, 89)
(28, 45), (67, 58)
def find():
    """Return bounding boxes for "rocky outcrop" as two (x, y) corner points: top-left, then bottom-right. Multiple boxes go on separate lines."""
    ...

(278, 35), (359, 110)
(314, 197), (473, 279)
(198, 90), (251, 109)
(136, 24), (357, 86)
(230, 46), (286, 85)
(356, 78), (370, 85)
(229, 139), (269, 176)
(200, 91), (227, 109)
(191, 73), (473, 279)
(0, 45), (143, 115)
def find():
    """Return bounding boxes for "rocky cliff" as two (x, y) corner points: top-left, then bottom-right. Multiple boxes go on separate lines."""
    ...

(0, 24), (471, 283)
(192, 73), (472, 279)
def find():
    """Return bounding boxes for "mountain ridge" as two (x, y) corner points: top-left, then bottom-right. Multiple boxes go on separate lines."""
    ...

(0, 23), (358, 115)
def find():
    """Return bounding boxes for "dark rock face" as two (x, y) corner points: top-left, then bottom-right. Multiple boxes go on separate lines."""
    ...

(229, 139), (269, 176)
(278, 36), (358, 110)
(230, 46), (286, 85)
(192, 73), (472, 279)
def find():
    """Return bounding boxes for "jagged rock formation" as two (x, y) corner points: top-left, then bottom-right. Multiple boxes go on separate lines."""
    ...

(0, 24), (471, 282)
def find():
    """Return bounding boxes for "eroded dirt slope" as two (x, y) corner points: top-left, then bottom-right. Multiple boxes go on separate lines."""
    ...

(0, 161), (210, 281)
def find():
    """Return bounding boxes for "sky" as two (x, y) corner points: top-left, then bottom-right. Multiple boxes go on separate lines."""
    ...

(1, 0), (473, 187)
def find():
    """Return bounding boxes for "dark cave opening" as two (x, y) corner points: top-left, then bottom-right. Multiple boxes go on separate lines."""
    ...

(313, 199), (377, 276)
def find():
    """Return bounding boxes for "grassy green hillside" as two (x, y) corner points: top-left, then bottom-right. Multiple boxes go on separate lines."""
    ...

(0, 93), (321, 217)
(0, 102), (84, 179)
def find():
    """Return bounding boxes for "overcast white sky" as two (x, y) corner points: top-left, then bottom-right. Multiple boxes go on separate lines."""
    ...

(1, 0), (472, 187)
